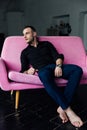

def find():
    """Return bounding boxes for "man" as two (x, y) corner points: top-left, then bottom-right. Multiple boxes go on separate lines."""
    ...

(20, 26), (83, 127)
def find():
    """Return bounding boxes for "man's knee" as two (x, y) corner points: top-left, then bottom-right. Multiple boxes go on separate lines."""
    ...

(77, 66), (83, 74)
(75, 65), (83, 76)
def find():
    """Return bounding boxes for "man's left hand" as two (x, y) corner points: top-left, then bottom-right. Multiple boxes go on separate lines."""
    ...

(54, 66), (62, 77)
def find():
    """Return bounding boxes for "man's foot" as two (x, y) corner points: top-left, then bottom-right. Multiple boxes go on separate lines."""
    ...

(57, 106), (68, 123)
(65, 107), (83, 127)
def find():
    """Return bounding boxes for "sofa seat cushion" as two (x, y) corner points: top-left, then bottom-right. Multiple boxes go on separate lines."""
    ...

(8, 71), (68, 86)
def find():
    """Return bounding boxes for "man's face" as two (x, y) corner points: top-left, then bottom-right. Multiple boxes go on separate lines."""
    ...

(23, 27), (36, 43)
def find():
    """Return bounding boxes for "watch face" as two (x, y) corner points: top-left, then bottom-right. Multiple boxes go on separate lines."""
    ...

(56, 64), (62, 67)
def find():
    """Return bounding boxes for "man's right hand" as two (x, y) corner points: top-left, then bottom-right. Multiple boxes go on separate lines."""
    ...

(24, 67), (35, 75)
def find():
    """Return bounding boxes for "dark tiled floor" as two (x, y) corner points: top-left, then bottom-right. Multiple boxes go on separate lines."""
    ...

(0, 85), (87, 130)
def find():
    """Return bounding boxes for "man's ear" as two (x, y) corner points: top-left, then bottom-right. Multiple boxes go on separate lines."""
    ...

(33, 32), (37, 37)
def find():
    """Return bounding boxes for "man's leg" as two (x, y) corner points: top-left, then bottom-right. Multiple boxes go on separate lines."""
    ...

(62, 64), (83, 105)
(38, 64), (69, 123)
(59, 64), (83, 127)
(38, 64), (69, 109)
(38, 64), (83, 127)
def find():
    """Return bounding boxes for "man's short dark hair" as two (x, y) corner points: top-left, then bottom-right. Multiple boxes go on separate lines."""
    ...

(23, 25), (36, 32)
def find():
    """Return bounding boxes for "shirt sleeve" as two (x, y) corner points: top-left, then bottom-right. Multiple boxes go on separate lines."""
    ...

(20, 50), (30, 73)
(46, 41), (64, 62)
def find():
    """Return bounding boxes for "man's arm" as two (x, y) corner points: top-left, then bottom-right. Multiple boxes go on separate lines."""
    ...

(20, 50), (30, 73)
(20, 49), (36, 75)
(46, 41), (64, 77)
(46, 41), (64, 62)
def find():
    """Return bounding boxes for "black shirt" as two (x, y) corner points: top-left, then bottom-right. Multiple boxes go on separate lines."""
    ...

(20, 41), (64, 72)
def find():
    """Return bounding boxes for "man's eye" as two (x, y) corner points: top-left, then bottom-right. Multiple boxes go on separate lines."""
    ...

(26, 32), (30, 34)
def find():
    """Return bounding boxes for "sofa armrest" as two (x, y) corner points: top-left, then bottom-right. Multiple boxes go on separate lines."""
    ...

(8, 70), (42, 85)
(0, 58), (10, 90)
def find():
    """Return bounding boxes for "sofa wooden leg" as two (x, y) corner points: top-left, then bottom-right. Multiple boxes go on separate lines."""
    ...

(15, 90), (20, 109)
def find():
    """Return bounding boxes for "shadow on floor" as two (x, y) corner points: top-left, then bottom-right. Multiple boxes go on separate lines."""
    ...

(0, 84), (87, 130)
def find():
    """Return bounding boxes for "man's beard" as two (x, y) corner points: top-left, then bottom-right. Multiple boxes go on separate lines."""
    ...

(28, 37), (34, 45)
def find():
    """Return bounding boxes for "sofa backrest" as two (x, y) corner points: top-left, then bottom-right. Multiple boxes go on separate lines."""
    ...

(1, 36), (86, 71)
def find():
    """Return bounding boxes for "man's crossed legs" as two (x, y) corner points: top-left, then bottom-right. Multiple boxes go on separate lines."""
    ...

(38, 64), (83, 127)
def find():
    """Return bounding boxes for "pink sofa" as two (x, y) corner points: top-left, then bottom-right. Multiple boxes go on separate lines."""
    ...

(0, 36), (87, 109)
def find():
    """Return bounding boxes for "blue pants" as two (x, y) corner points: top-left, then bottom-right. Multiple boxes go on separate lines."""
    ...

(38, 64), (83, 110)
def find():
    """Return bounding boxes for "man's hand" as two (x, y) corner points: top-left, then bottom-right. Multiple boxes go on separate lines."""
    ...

(54, 66), (62, 77)
(24, 67), (35, 75)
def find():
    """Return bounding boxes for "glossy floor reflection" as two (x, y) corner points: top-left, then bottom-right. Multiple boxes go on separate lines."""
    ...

(0, 85), (87, 130)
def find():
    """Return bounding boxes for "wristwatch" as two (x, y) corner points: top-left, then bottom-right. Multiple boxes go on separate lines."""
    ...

(56, 64), (62, 68)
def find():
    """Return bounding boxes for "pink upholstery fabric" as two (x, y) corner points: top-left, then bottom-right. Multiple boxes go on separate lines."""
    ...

(8, 71), (43, 85)
(0, 36), (87, 91)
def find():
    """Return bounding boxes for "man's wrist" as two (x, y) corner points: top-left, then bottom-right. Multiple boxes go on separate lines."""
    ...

(56, 64), (62, 68)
